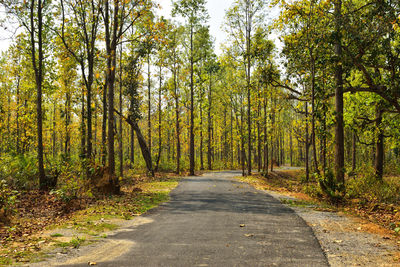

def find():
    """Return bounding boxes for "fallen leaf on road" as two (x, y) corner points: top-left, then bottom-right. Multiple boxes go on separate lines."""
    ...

(244, 234), (254, 237)
(240, 224), (245, 227)
(334, 240), (343, 243)
(88, 262), (97, 265)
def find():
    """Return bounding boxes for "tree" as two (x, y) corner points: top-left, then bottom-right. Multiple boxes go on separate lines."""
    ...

(225, 0), (266, 176)
(103, 0), (153, 192)
(58, 0), (102, 169)
(1, 0), (55, 189)
(172, 0), (208, 176)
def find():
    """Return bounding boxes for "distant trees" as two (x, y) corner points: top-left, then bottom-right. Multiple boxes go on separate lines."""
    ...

(172, 0), (208, 176)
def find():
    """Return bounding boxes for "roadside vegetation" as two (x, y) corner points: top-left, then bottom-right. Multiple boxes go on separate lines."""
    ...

(238, 168), (400, 237)
(0, 172), (180, 265)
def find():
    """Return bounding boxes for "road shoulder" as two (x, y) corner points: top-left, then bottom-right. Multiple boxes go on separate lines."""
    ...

(237, 176), (400, 266)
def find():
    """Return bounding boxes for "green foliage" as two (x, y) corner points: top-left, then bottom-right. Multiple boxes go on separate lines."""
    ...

(50, 233), (63, 237)
(317, 169), (345, 202)
(0, 154), (38, 189)
(346, 174), (400, 204)
(56, 236), (85, 249)
(0, 179), (19, 218)
(302, 183), (323, 199)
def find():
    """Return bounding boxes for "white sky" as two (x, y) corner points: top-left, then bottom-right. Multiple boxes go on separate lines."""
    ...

(0, 1), (281, 55)
(157, 0), (235, 55)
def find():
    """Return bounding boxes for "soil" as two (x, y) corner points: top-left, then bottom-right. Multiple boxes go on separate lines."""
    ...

(267, 190), (400, 266)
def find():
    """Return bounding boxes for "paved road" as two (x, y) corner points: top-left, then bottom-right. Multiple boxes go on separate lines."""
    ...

(65, 171), (328, 267)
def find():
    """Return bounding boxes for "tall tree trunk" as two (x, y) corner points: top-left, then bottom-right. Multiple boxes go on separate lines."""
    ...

(65, 91), (71, 158)
(104, 0), (119, 193)
(102, 79), (107, 165)
(241, 105), (245, 176)
(175, 66), (181, 174)
(246, 0), (252, 176)
(290, 126), (293, 166)
(270, 95), (275, 172)
(310, 53), (319, 173)
(305, 102), (310, 182)
(230, 107), (234, 169)
(130, 124), (134, 167)
(80, 86), (86, 160)
(147, 52), (152, 159)
(16, 77), (21, 154)
(118, 48), (123, 178)
(334, 0), (345, 187)
(257, 89), (261, 172)
(200, 88), (204, 170)
(263, 94), (268, 175)
(207, 73), (212, 170)
(30, 0), (46, 189)
(155, 64), (162, 171)
(189, 24), (195, 176)
(52, 101), (56, 158)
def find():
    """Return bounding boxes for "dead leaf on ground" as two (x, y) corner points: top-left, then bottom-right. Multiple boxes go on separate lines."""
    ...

(240, 224), (245, 227)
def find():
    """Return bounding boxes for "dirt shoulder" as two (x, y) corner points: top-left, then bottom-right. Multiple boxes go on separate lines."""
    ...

(0, 172), (182, 266)
(267, 190), (400, 266)
(237, 171), (400, 266)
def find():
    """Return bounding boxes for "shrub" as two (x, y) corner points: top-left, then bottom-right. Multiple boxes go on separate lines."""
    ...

(0, 180), (19, 221)
(0, 154), (37, 189)
(346, 173), (400, 204)
(316, 169), (345, 202)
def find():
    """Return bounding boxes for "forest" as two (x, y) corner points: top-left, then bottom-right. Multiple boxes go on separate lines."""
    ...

(1, 0), (400, 261)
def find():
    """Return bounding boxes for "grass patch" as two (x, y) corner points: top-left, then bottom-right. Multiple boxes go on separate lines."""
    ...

(50, 233), (63, 237)
(55, 236), (86, 249)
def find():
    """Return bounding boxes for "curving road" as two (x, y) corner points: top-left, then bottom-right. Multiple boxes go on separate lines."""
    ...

(63, 171), (328, 267)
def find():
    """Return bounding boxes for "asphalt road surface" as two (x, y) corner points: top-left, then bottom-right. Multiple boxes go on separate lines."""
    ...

(64, 171), (328, 267)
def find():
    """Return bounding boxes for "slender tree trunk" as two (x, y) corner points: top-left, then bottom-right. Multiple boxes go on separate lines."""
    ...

(102, 79), (107, 165)
(119, 48), (123, 178)
(375, 107), (384, 180)
(310, 53), (319, 173)
(230, 107), (234, 169)
(147, 52), (152, 159)
(257, 89), (261, 172)
(245, 0), (252, 176)
(80, 86), (86, 159)
(130, 124), (134, 167)
(263, 94), (268, 175)
(189, 24), (195, 176)
(305, 102), (310, 182)
(270, 96), (275, 172)
(16, 77), (20, 154)
(155, 64), (162, 171)
(207, 73), (212, 170)
(175, 66), (181, 174)
(290, 127), (293, 166)
(65, 91), (71, 158)
(352, 131), (356, 172)
(87, 63), (93, 163)
(240, 105), (245, 176)
(52, 101), (56, 158)
(200, 88), (204, 170)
